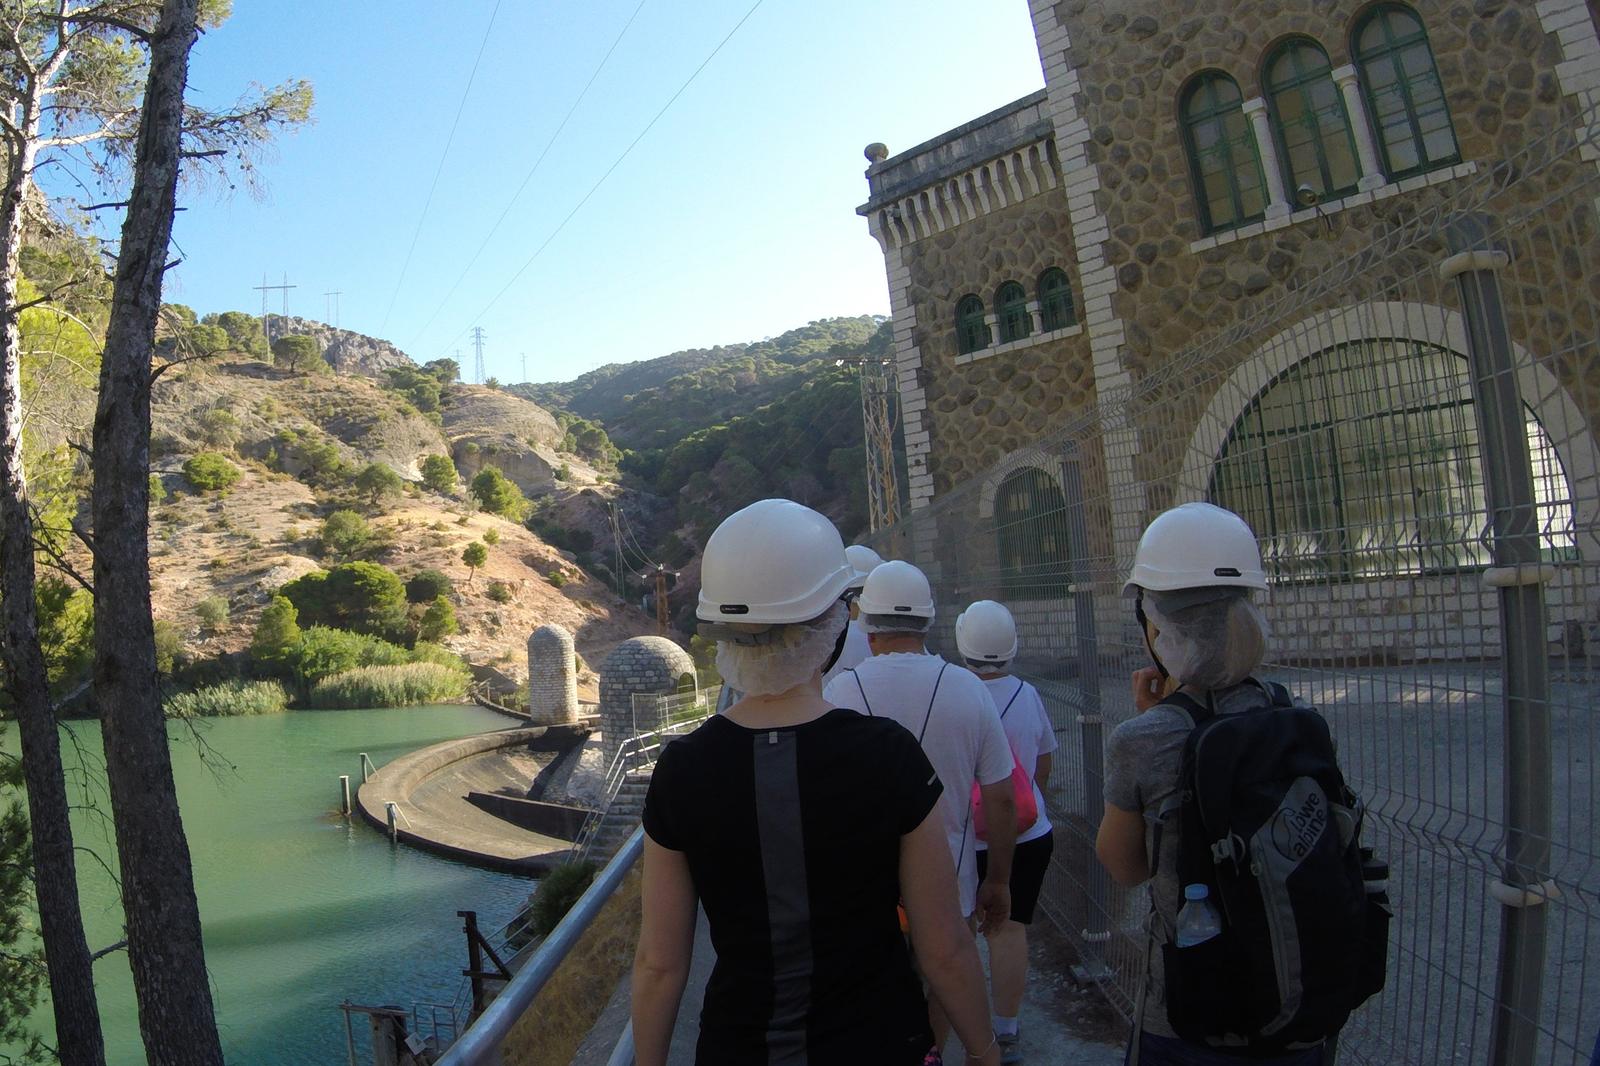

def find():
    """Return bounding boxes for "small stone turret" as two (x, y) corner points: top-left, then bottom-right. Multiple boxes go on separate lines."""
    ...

(598, 637), (696, 766)
(527, 624), (579, 725)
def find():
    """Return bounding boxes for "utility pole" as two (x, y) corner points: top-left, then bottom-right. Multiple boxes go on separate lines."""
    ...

(253, 272), (295, 349)
(471, 326), (487, 385)
(836, 353), (903, 532)
(521, 351), (527, 384)
(639, 563), (676, 636)
(323, 290), (343, 329)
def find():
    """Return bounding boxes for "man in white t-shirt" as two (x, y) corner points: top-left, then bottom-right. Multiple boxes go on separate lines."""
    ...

(957, 601), (1058, 1064)
(823, 561), (1016, 1057)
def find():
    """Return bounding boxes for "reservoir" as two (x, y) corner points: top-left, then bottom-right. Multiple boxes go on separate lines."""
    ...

(5, 705), (532, 1065)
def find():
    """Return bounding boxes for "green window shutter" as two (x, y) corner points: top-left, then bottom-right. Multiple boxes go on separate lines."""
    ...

(1355, 4), (1460, 181)
(955, 294), (990, 354)
(1181, 72), (1268, 234)
(1037, 268), (1076, 331)
(996, 468), (1072, 600)
(1266, 39), (1362, 201)
(995, 281), (1031, 344)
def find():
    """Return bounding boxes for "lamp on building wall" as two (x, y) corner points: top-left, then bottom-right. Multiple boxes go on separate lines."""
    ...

(1297, 183), (1334, 234)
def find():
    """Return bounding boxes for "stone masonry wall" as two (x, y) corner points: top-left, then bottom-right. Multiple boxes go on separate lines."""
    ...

(903, 194), (1100, 494)
(1053, 0), (1600, 493)
(528, 624), (579, 726)
(597, 637), (695, 768)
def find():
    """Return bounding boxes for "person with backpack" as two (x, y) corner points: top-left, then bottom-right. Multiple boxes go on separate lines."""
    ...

(956, 600), (1057, 1064)
(1095, 502), (1388, 1066)
(633, 500), (1001, 1066)
(824, 560), (1018, 1062)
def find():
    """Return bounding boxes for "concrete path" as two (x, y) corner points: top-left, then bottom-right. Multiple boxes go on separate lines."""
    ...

(571, 914), (1125, 1065)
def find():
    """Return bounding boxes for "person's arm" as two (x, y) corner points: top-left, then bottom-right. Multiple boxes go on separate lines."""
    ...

(901, 810), (1002, 1066)
(632, 836), (698, 1066)
(1094, 802), (1152, 887)
(1033, 752), (1052, 793)
(975, 778), (1015, 933)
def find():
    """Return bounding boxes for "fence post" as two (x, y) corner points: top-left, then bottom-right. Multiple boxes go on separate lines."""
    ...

(1443, 215), (1555, 1066)
(1062, 447), (1112, 981)
(339, 774), (351, 816)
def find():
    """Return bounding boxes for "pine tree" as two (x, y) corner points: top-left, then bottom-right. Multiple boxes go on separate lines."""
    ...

(250, 596), (301, 670)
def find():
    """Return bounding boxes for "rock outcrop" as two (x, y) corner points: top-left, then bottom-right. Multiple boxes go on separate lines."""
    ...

(263, 314), (416, 378)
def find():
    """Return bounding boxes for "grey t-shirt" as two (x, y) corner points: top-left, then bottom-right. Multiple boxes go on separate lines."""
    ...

(1103, 680), (1282, 1038)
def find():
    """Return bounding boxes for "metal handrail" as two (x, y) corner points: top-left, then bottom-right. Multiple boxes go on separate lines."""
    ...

(606, 1021), (635, 1066)
(434, 824), (645, 1066)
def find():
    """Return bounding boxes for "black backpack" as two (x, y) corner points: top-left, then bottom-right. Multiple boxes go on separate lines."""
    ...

(1153, 680), (1390, 1055)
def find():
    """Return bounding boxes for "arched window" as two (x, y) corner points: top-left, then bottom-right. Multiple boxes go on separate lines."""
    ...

(995, 281), (1031, 344)
(1209, 339), (1575, 580)
(1355, 4), (1459, 180)
(1037, 268), (1076, 331)
(1266, 39), (1361, 201)
(996, 467), (1072, 598)
(955, 294), (990, 354)
(1181, 72), (1267, 234)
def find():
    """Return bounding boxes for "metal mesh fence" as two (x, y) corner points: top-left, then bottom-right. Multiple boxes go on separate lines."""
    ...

(864, 118), (1600, 1064)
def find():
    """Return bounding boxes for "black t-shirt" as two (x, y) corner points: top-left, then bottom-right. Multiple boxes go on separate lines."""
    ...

(642, 708), (943, 1066)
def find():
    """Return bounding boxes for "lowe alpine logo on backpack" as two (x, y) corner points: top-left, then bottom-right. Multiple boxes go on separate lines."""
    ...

(1156, 682), (1390, 1055)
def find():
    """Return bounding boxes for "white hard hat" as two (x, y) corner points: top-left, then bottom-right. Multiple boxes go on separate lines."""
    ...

(698, 499), (854, 625)
(857, 559), (935, 619)
(955, 600), (1018, 664)
(1122, 501), (1268, 595)
(844, 544), (884, 590)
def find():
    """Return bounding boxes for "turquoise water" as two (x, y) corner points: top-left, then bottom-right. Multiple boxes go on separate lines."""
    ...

(4, 706), (532, 1065)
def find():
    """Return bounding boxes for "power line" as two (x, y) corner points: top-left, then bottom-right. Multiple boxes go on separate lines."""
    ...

(431, 0), (770, 362)
(377, 0), (505, 334)
(618, 506), (659, 570)
(407, 0), (652, 351)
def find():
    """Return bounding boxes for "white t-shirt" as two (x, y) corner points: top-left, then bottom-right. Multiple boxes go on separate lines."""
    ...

(821, 619), (871, 689)
(974, 675), (1058, 849)
(824, 651), (1012, 916)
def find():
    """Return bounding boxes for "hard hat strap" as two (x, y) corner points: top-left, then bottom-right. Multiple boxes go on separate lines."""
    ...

(1134, 590), (1170, 680)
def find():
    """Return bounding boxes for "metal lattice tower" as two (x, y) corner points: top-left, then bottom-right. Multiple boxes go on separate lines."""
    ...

(253, 273), (295, 348)
(471, 326), (487, 384)
(839, 354), (902, 532)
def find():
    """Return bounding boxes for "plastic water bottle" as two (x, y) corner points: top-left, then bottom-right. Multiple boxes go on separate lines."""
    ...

(1175, 883), (1223, 947)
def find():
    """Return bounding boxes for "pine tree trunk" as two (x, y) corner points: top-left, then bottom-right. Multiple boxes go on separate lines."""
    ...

(0, 73), (109, 1066)
(89, 3), (221, 1063)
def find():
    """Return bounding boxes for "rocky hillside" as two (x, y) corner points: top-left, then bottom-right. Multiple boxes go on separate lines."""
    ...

(261, 314), (415, 377)
(146, 357), (654, 692)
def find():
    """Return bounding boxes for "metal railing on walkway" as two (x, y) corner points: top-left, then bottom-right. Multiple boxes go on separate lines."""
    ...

(434, 825), (645, 1066)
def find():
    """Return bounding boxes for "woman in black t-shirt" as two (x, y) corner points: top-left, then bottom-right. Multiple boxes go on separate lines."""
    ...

(632, 499), (1000, 1066)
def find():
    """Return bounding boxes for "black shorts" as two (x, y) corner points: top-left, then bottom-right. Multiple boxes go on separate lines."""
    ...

(976, 830), (1054, 925)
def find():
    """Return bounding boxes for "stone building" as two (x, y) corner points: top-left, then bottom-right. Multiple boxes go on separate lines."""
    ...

(527, 624), (580, 726)
(597, 637), (696, 767)
(860, 0), (1600, 662)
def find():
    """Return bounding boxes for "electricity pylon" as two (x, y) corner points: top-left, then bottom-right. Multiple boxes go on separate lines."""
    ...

(837, 353), (902, 532)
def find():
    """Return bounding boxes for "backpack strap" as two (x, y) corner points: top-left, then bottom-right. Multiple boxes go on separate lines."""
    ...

(851, 670), (874, 717)
(997, 678), (1024, 721)
(919, 662), (951, 743)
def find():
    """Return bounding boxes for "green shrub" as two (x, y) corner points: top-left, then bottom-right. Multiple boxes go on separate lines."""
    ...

(318, 510), (371, 559)
(417, 595), (458, 642)
(420, 453), (457, 495)
(462, 542), (488, 584)
(183, 452), (240, 492)
(271, 334), (326, 374)
(198, 408), (240, 450)
(197, 596), (229, 630)
(250, 596), (302, 671)
(486, 581), (512, 604)
(306, 662), (469, 709)
(148, 474), (167, 504)
(154, 619), (184, 676)
(469, 465), (529, 520)
(409, 641), (467, 673)
(553, 463), (571, 482)
(528, 861), (597, 936)
(405, 568), (453, 604)
(280, 562), (409, 640)
(546, 569), (566, 588)
(165, 680), (289, 718)
(354, 462), (404, 508)
(482, 527), (500, 546)
(290, 625), (411, 686)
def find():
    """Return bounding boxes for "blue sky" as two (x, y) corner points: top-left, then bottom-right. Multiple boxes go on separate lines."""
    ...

(152, 0), (1045, 384)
